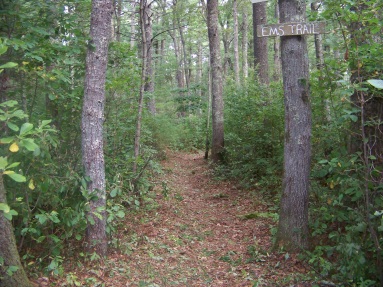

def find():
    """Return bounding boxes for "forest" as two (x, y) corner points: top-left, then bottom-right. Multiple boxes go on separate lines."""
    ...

(0, 0), (382, 286)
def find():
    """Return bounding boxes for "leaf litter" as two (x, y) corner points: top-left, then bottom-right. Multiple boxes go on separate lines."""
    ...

(52, 150), (312, 287)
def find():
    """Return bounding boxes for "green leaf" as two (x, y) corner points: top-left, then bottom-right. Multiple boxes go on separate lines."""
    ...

(11, 110), (27, 119)
(0, 100), (18, 108)
(19, 122), (33, 135)
(36, 236), (46, 243)
(4, 209), (18, 220)
(7, 122), (19, 131)
(6, 173), (26, 182)
(40, 120), (52, 127)
(6, 265), (19, 276)
(6, 162), (20, 169)
(36, 213), (48, 225)
(33, 147), (41, 156)
(367, 79), (383, 89)
(49, 211), (61, 223)
(110, 188), (118, 198)
(0, 62), (18, 69)
(20, 138), (39, 152)
(0, 45), (8, 55)
(116, 210), (125, 218)
(350, 115), (358, 122)
(0, 203), (10, 213)
(0, 157), (8, 170)
(0, 137), (14, 144)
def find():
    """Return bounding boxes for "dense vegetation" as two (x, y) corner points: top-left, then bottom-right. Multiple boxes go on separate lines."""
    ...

(0, 0), (382, 286)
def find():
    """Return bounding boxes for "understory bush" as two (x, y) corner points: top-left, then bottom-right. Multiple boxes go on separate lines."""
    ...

(223, 78), (284, 191)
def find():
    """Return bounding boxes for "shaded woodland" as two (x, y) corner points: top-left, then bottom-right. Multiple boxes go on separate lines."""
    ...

(0, 0), (383, 286)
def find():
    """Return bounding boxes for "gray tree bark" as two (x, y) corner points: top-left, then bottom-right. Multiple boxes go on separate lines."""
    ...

(311, 2), (324, 70)
(113, 0), (122, 42)
(242, 9), (249, 79)
(81, 0), (112, 256)
(220, 20), (232, 80)
(207, 0), (224, 163)
(143, 0), (156, 115)
(0, 176), (33, 287)
(233, 0), (240, 84)
(130, 0), (137, 47)
(133, 0), (149, 172)
(275, 0), (311, 251)
(252, 2), (269, 85)
(273, 2), (281, 81)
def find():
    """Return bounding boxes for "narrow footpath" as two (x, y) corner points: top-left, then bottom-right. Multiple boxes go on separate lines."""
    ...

(71, 151), (310, 286)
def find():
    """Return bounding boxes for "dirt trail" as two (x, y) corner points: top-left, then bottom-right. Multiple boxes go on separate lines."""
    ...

(68, 151), (309, 286)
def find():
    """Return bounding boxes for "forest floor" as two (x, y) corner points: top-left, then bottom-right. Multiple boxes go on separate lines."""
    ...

(51, 150), (313, 287)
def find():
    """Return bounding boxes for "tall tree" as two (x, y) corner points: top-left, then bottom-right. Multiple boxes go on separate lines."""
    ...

(275, 0), (311, 250)
(0, 176), (32, 287)
(273, 2), (281, 80)
(241, 8), (249, 79)
(207, 0), (224, 163)
(133, 0), (150, 172)
(252, 2), (269, 84)
(143, 0), (156, 115)
(130, 0), (138, 47)
(233, 0), (240, 84)
(81, 0), (113, 256)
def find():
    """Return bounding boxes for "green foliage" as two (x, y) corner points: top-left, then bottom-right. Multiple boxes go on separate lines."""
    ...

(306, 0), (383, 283)
(222, 78), (284, 190)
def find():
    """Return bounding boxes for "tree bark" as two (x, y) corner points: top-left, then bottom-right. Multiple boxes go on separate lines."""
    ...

(130, 0), (137, 47)
(178, 21), (190, 89)
(220, 20), (232, 80)
(273, 2), (281, 81)
(81, 0), (112, 256)
(311, 2), (324, 70)
(242, 9), (249, 79)
(233, 0), (240, 84)
(0, 176), (33, 287)
(275, 0), (311, 251)
(113, 0), (122, 42)
(207, 0), (224, 163)
(252, 2), (269, 85)
(143, 0), (156, 115)
(133, 0), (149, 173)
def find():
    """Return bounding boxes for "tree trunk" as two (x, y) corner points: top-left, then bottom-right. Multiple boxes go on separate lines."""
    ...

(143, 0), (156, 115)
(130, 0), (137, 48)
(273, 2), (281, 81)
(220, 21), (231, 80)
(233, 0), (240, 84)
(311, 2), (324, 71)
(207, 0), (224, 163)
(252, 2), (269, 85)
(133, 0), (149, 173)
(275, 0), (311, 251)
(242, 9), (249, 79)
(81, 0), (112, 257)
(197, 40), (203, 100)
(0, 176), (33, 287)
(178, 22), (190, 89)
(113, 0), (122, 42)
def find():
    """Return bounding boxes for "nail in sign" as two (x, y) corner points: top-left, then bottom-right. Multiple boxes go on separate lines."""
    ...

(257, 21), (325, 37)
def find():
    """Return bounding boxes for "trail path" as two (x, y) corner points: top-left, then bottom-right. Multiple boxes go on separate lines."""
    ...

(71, 151), (309, 286)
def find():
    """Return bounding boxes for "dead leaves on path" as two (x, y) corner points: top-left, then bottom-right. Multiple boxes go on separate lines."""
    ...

(55, 151), (310, 287)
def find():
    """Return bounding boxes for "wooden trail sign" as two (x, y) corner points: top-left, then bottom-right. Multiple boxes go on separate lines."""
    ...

(257, 21), (325, 37)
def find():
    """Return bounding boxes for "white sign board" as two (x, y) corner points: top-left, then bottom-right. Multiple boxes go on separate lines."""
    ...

(257, 21), (326, 37)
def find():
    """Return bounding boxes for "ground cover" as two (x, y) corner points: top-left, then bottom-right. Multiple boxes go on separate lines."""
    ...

(49, 150), (312, 287)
